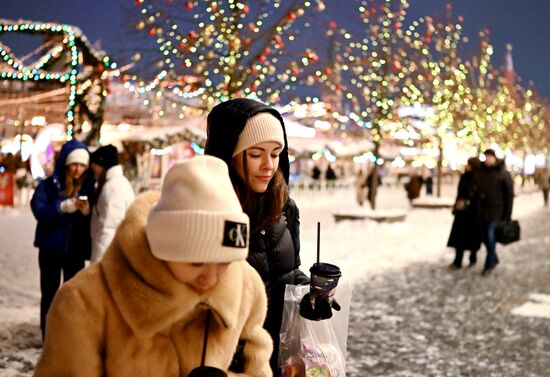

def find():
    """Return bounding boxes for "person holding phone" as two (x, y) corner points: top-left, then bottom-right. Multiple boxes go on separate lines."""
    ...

(30, 139), (94, 339)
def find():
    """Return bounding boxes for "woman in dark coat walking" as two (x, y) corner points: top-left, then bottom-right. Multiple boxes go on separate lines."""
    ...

(30, 139), (95, 338)
(447, 157), (481, 268)
(205, 98), (309, 373)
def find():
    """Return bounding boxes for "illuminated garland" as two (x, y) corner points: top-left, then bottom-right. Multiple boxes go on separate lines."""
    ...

(124, 127), (205, 152)
(0, 19), (116, 140)
(132, 0), (326, 107)
(318, 0), (424, 152)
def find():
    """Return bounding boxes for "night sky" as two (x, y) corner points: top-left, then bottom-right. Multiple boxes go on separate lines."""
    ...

(2, 0), (550, 99)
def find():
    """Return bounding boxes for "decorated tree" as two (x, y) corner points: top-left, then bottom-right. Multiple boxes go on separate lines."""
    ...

(401, 4), (469, 196)
(324, 0), (424, 209)
(499, 82), (548, 179)
(458, 29), (499, 152)
(461, 40), (550, 180)
(130, 0), (327, 111)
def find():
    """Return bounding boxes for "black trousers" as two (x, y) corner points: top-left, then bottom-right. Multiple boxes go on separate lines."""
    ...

(38, 248), (85, 339)
(452, 248), (478, 267)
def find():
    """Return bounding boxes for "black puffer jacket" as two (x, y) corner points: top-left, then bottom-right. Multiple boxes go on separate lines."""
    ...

(472, 160), (514, 222)
(248, 197), (308, 344)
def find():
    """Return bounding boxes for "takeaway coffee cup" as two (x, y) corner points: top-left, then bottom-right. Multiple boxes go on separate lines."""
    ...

(309, 262), (341, 306)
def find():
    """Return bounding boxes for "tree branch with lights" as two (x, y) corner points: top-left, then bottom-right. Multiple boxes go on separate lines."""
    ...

(402, 4), (469, 196)
(131, 0), (327, 108)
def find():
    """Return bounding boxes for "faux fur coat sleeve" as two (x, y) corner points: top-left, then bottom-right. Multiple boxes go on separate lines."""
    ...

(33, 265), (106, 377)
(228, 263), (274, 377)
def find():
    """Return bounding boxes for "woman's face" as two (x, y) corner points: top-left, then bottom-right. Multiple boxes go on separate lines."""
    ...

(90, 163), (105, 181)
(165, 261), (230, 294)
(232, 141), (282, 193)
(66, 163), (88, 180)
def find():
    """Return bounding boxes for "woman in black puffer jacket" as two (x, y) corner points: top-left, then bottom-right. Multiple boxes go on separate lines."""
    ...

(205, 98), (309, 373)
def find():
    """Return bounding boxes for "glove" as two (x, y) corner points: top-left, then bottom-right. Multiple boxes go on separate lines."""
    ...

(299, 292), (341, 321)
(187, 366), (227, 377)
(60, 198), (77, 213)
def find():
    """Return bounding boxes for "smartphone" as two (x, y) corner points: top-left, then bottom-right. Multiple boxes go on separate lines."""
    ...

(78, 195), (88, 201)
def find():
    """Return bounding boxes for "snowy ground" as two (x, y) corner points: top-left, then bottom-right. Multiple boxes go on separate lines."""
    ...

(0, 181), (547, 376)
(344, 202), (550, 377)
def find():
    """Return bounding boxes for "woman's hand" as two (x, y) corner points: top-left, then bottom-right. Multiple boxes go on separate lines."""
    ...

(75, 197), (90, 215)
(60, 198), (77, 213)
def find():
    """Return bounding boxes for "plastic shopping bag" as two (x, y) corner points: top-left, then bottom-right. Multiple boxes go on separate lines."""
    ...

(278, 283), (351, 377)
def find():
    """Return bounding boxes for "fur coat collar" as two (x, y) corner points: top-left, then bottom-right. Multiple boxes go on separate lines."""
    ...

(101, 191), (243, 336)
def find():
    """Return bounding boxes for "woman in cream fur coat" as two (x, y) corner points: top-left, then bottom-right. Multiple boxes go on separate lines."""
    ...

(34, 156), (273, 377)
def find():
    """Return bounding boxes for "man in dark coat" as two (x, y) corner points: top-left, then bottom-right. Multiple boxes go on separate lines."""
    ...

(472, 149), (514, 276)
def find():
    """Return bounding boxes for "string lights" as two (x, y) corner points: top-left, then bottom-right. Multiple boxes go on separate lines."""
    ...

(0, 19), (116, 140)
(131, 0), (326, 108)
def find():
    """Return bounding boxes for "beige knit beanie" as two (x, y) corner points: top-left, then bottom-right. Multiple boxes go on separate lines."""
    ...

(65, 148), (90, 166)
(232, 112), (285, 157)
(146, 155), (249, 263)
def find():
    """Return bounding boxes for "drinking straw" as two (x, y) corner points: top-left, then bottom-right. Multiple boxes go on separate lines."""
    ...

(317, 221), (321, 264)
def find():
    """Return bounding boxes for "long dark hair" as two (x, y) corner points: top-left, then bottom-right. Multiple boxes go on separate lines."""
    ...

(230, 153), (288, 235)
(92, 169), (108, 216)
(60, 166), (86, 198)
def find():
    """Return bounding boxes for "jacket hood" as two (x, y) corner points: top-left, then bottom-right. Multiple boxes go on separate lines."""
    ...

(100, 191), (244, 337)
(53, 139), (90, 181)
(204, 98), (290, 183)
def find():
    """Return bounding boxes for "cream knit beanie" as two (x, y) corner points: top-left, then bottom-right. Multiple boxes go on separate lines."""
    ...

(146, 155), (249, 263)
(65, 148), (90, 166)
(232, 112), (285, 157)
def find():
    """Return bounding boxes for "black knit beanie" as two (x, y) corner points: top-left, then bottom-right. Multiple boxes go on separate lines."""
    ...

(90, 145), (119, 170)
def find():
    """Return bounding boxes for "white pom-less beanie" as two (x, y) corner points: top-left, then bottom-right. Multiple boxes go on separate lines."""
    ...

(65, 148), (90, 167)
(232, 112), (285, 157)
(146, 155), (249, 263)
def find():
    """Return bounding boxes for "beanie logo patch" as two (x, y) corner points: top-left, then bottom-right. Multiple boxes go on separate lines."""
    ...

(223, 221), (248, 248)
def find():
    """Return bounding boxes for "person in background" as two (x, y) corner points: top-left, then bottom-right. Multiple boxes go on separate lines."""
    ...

(447, 157), (481, 269)
(15, 158), (34, 206)
(33, 156), (272, 377)
(311, 165), (321, 190)
(472, 149), (514, 276)
(536, 167), (550, 207)
(311, 165), (321, 180)
(205, 98), (309, 373)
(404, 170), (423, 204)
(355, 170), (366, 206)
(424, 171), (434, 196)
(325, 164), (337, 181)
(325, 163), (338, 192)
(89, 144), (135, 263)
(364, 168), (382, 210)
(30, 139), (94, 338)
